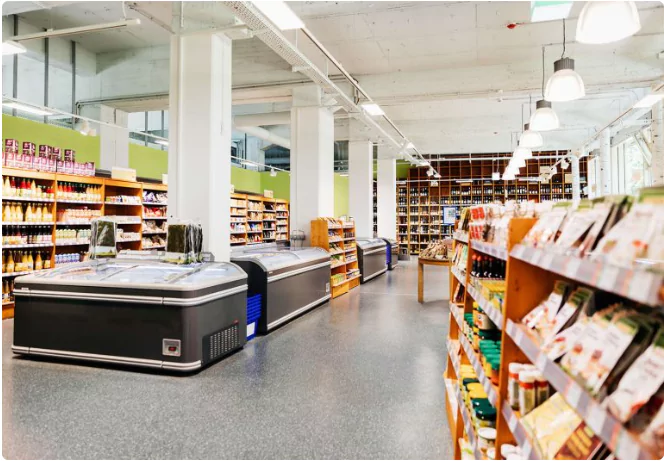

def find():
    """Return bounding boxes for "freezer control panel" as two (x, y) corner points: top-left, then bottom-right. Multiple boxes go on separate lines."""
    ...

(162, 338), (181, 357)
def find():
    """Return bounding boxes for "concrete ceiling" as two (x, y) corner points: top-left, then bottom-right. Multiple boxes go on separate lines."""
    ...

(5, 1), (664, 154)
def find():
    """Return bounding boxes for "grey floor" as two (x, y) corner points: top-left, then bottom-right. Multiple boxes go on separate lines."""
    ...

(2, 260), (453, 460)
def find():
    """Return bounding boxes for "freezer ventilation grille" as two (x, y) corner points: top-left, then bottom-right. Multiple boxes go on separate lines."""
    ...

(203, 324), (240, 363)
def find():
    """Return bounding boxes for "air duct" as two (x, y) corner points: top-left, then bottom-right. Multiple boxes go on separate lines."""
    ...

(233, 111), (291, 126)
(234, 125), (291, 149)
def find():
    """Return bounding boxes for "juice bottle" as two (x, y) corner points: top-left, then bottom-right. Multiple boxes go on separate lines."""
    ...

(43, 253), (51, 269)
(6, 252), (14, 273)
(35, 252), (43, 270)
(27, 252), (33, 271)
(30, 180), (37, 196)
(35, 205), (42, 222)
(2, 176), (10, 196)
(21, 252), (28, 271)
(25, 204), (33, 222)
(3, 203), (11, 222)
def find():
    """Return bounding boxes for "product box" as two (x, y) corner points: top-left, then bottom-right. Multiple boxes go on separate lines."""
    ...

(21, 153), (35, 170)
(5, 139), (18, 152)
(39, 145), (50, 158)
(48, 158), (57, 172)
(85, 162), (95, 176)
(38, 156), (48, 171)
(64, 160), (73, 174)
(51, 147), (61, 161)
(22, 142), (36, 155)
(74, 162), (82, 175)
(56, 160), (65, 173)
(64, 149), (75, 162)
(6, 151), (16, 168)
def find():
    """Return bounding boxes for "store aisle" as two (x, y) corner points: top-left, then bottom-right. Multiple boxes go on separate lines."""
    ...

(2, 260), (453, 460)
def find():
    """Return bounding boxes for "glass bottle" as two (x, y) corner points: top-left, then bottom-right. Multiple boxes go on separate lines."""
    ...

(6, 252), (15, 273)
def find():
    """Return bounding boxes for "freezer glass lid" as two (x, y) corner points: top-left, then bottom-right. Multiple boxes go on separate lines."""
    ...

(356, 238), (385, 249)
(26, 260), (245, 288)
(232, 246), (328, 269)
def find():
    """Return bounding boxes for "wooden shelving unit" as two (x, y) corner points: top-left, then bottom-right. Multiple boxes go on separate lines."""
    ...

(262, 198), (276, 243)
(310, 218), (360, 299)
(230, 193), (248, 246)
(275, 199), (289, 242)
(400, 153), (588, 254)
(141, 182), (168, 249)
(445, 211), (660, 460)
(373, 180), (377, 236)
(104, 179), (143, 252)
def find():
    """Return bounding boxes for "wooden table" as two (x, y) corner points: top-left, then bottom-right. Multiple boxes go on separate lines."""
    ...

(418, 257), (451, 303)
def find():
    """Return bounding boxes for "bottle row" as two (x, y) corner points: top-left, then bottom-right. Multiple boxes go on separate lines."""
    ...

(3, 251), (52, 273)
(55, 252), (85, 265)
(3, 203), (54, 223)
(56, 228), (91, 244)
(2, 226), (53, 245)
(470, 254), (506, 280)
(3, 177), (54, 199)
(57, 208), (102, 223)
(2, 279), (15, 304)
(57, 183), (103, 202)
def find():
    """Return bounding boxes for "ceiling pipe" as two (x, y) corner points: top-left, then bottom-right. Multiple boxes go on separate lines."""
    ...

(234, 125), (291, 149)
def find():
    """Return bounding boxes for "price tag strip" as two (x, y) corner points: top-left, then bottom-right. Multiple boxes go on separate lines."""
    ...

(501, 403), (541, 459)
(455, 387), (482, 460)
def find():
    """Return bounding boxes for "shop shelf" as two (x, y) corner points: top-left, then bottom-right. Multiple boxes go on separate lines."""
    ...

(142, 202), (168, 206)
(105, 201), (142, 206)
(505, 319), (655, 460)
(501, 403), (542, 459)
(346, 274), (361, 283)
(2, 268), (52, 278)
(2, 196), (55, 203)
(470, 240), (508, 261)
(56, 222), (91, 226)
(3, 222), (55, 226)
(456, 385), (484, 460)
(56, 200), (103, 204)
(466, 283), (503, 330)
(510, 244), (663, 307)
(3, 243), (53, 249)
(453, 231), (469, 243)
(143, 245), (165, 249)
(55, 241), (90, 246)
(451, 266), (466, 287)
(143, 216), (167, 220)
(141, 231), (167, 235)
(450, 303), (463, 330)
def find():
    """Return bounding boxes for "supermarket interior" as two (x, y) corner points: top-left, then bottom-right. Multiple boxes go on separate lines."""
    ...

(2, 1), (664, 460)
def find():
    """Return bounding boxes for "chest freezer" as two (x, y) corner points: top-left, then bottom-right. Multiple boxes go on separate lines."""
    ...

(381, 237), (399, 270)
(231, 244), (331, 333)
(12, 259), (248, 373)
(356, 238), (387, 283)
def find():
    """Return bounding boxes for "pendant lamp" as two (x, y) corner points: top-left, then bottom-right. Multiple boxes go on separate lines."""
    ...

(519, 123), (543, 149)
(545, 58), (585, 102)
(530, 100), (559, 131)
(576, 1), (641, 45)
(510, 157), (526, 169)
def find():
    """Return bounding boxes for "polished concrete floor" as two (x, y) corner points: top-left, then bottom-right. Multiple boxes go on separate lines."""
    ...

(2, 260), (453, 459)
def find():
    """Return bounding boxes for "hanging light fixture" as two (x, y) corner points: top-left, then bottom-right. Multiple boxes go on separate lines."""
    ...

(576, 1), (641, 45)
(518, 123), (542, 149)
(531, 47), (560, 131)
(514, 146), (532, 160)
(545, 58), (585, 102)
(530, 100), (559, 131)
(545, 19), (585, 102)
(510, 157), (526, 169)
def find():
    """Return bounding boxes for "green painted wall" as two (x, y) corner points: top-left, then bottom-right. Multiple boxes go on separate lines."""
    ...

(372, 161), (410, 180)
(334, 174), (349, 217)
(259, 171), (290, 200)
(129, 144), (167, 180)
(2, 114), (100, 164)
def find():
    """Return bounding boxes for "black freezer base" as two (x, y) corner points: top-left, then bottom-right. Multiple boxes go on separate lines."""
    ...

(11, 262), (248, 373)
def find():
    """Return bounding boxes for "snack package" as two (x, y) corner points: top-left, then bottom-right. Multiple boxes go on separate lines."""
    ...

(591, 203), (664, 269)
(523, 281), (572, 330)
(165, 221), (203, 264)
(634, 389), (664, 458)
(90, 217), (118, 259)
(521, 207), (569, 247)
(606, 329), (664, 423)
(537, 287), (594, 342)
(553, 203), (599, 255)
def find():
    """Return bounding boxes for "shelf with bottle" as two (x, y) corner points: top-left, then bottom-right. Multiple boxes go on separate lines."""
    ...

(3, 249), (53, 276)
(3, 198), (55, 224)
(55, 228), (91, 246)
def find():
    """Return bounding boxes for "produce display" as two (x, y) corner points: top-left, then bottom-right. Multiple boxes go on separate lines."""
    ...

(419, 239), (452, 260)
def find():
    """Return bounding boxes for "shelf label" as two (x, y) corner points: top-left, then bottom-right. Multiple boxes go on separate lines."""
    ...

(586, 403), (607, 437)
(564, 258), (582, 279)
(507, 410), (517, 432)
(598, 265), (619, 292)
(536, 353), (547, 371)
(522, 440), (532, 458)
(628, 271), (655, 305)
(565, 382), (583, 408)
(616, 429), (640, 460)
(540, 252), (555, 270)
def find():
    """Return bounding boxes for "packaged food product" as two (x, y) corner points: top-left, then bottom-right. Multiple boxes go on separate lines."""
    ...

(508, 363), (524, 409)
(165, 221), (203, 264)
(90, 217), (117, 259)
(477, 427), (496, 453)
(519, 370), (537, 415)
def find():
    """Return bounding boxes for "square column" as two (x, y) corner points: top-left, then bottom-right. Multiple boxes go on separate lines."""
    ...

(377, 156), (397, 240)
(599, 129), (611, 196)
(348, 140), (373, 237)
(290, 86), (334, 244)
(652, 100), (664, 186)
(168, 32), (232, 261)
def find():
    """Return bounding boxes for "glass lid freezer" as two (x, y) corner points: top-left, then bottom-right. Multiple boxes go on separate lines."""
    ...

(231, 246), (329, 271)
(16, 259), (246, 292)
(356, 238), (387, 250)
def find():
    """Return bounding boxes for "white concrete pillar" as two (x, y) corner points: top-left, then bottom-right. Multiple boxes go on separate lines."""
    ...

(348, 140), (373, 237)
(652, 100), (664, 186)
(599, 129), (611, 196)
(377, 155), (397, 240)
(570, 155), (581, 202)
(290, 86), (334, 243)
(168, 32), (232, 261)
(79, 104), (129, 171)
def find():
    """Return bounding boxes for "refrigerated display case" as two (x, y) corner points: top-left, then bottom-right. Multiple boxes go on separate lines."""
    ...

(356, 237), (387, 283)
(381, 237), (399, 270)
(231, 244), (331, 333)
(12, 259), (248, 372)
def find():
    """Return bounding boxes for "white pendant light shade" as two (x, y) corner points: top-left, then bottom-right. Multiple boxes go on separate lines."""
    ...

(545, 58), (585, 102)
(529, 100), (559, 131)
(576, 1), (640, 45)
(514, 144), (534, 160)
(519, 123), (543, 149)
(510, 157), (526, 169)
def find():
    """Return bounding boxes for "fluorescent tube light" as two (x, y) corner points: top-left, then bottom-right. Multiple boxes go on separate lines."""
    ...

(634, 94), (664, 108)
(3, 102), (53, 116)
(253, 1), (304, 30)
(361, 103), (385, 116)
(155, 139), (169, 146)
(10, 19), (141, 42)
(2, 40), (26, 55)
(576, 1), (640, 45)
